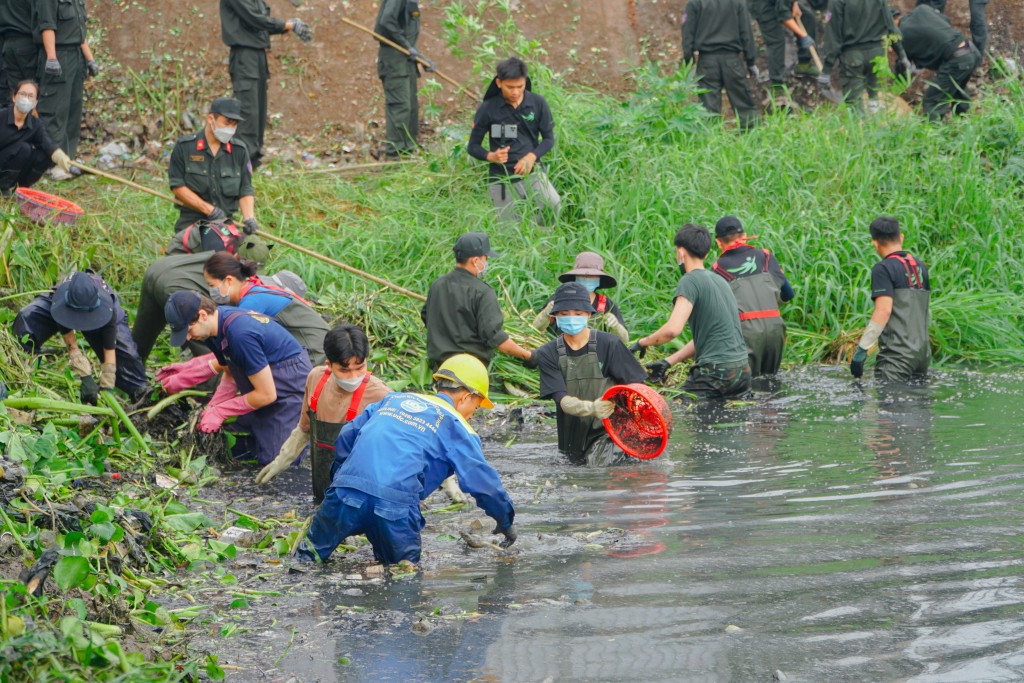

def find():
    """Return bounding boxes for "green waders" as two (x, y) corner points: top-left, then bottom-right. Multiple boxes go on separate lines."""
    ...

(713, 258), (785, 377)
(556, 333), (624, 466)
(270, 299), (329, 366)
(876, 282), (930, 383)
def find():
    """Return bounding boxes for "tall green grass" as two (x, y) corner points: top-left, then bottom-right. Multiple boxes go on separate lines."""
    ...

(5, 54), (1024, 388)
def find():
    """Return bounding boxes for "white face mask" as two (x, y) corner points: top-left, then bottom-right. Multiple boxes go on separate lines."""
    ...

(335, 375), (365, 392)
(14, 96), (35, 114)
(209, 287), (230, 305)
(476, 257), (487, 277)
(213, 125), (236, 143)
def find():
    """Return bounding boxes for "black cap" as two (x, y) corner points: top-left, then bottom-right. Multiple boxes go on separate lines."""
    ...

(551, 281), (596, 315)
(453, 232), (500, 261)
(165, 290), (202, 347)
(210, 97), (245, 122)
(715, 215), (744, 238)
(50, 272), (115, 332)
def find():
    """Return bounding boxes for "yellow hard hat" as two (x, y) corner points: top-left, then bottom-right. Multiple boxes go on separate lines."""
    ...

(433, 354), (493, 409)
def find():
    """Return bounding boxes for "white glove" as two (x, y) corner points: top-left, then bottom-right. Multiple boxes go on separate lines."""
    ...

(255, 427), (309, 484)
(51, 149), (73, 173)
(441, 475), (465, 503)
(560, 396), (615, 419)
(99, 362), (116, 390)
(531, 301), (554, 332)
(68, 347), (92, 377)
(602, 312), (630, 344)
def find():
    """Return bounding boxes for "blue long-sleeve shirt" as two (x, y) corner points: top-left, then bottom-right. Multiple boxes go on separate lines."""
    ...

(331, 392), (515, 530)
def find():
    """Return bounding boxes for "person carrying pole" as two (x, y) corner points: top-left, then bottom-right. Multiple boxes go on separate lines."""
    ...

(297, 354), (516, 565)
(535, 282), (647, 466)
(159, 290), (312, 465)
(374, 0), (432, 159)
(849, 216), (930, 382)
(13, 271), (148, 403)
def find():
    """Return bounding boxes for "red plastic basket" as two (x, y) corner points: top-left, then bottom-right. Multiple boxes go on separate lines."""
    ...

(15, 188), (83, 225)
(602, 383), (673, 460)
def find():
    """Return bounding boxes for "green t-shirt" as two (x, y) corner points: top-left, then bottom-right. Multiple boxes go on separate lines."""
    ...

(674, 268), (748, 368)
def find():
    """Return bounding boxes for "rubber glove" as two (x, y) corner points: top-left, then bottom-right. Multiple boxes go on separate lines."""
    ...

(207, 206), (227, 222)
(645, 359), (671, 383)
(99, 362), (116, 390)
(242, 217), (259, 235)
(68, 347), (92, 377)
(79, 376), (99, 405)
(255, 426), (309, 484)
(522, 350), (539, 370)
(51, 149), (73, 173)
(560, 395), (615, 419)
(850, 347), (868, 378)
(602, 312), (630, 344)
(44, 58), (61, 77)
(85, 60), (100, 78)
(748, 64), (761, 81)
(531, 300), (554, 332)
(797, 35), (816, 50)
(208, 374), (238, 407)
(156, 354), (217, 394)
(492, 522), (517, 548)
(198, 394), (254, 433)
(408, 48), (435, 72)
(627, 341), (647, 359)
(441, 475), (465, 503)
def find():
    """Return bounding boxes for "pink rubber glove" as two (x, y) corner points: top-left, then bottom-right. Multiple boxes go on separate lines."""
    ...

(198, 394), (255, 433)
(156, 354), (217, 394)
(207, 375), (238, 408)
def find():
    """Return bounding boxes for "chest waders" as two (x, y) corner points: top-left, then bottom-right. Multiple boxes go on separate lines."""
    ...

(556, 333), (615, 463)
(308, 370), (373, 504)
(239, 281), (328, 365)
(713, 249), (785, 377)
(877, 253), (930, 382)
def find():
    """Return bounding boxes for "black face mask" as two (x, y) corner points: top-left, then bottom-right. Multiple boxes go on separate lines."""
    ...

(679, 263), (687, 276)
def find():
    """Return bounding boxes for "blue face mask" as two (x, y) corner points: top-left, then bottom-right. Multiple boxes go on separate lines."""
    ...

(576, 277), (600, 293)
(556, 315), (589, 335)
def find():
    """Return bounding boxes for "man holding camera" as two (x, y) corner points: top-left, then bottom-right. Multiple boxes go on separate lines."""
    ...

(467, 57), (560, 225)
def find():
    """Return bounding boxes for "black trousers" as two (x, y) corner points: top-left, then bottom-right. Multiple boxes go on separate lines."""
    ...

(0, 141), (51, 191)
(13, 294), (149, 397)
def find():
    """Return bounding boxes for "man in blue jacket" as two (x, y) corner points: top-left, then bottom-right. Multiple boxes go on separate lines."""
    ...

(298, 354), (516, 565)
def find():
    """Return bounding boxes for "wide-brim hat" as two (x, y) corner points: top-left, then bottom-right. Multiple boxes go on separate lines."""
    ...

(264, 270), (307, 299)
(557, 251), (617, 289)
(551, 281), (596, 315)
(51, 272), (115, 332)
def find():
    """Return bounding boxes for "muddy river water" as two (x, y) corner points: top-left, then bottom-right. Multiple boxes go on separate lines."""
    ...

(202, 366), (1024, 683)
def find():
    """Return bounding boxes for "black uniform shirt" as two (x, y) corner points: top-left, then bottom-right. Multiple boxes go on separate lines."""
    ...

(374, 0), (420, 52)
(823, 0), (902, 70)
(899, 5), (964, 70)
(0, 0), (34, 37)
(34, 0), (86, 45)
(0, 106), (58, 157)
(168, 131), (254, 226)
(468, 90), (555, 178)
(220, 0), (286, 49)
(421, 267), (509, 366)
(871, 251), (930, 300)
(681, 0), (757, 63)
(537, 330), (647, 404)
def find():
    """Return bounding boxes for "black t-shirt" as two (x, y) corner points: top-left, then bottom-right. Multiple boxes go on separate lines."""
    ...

(467, 90), (555, 178)
(537, 330), (647, 403)
(871, 251), (930, 300)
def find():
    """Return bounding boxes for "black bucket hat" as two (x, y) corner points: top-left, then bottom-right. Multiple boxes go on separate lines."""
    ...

(557, 251), (617, 289)
(165, 290), (202, 347)
(551, 281), (596, 315)
(50, 272), (115, 332)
